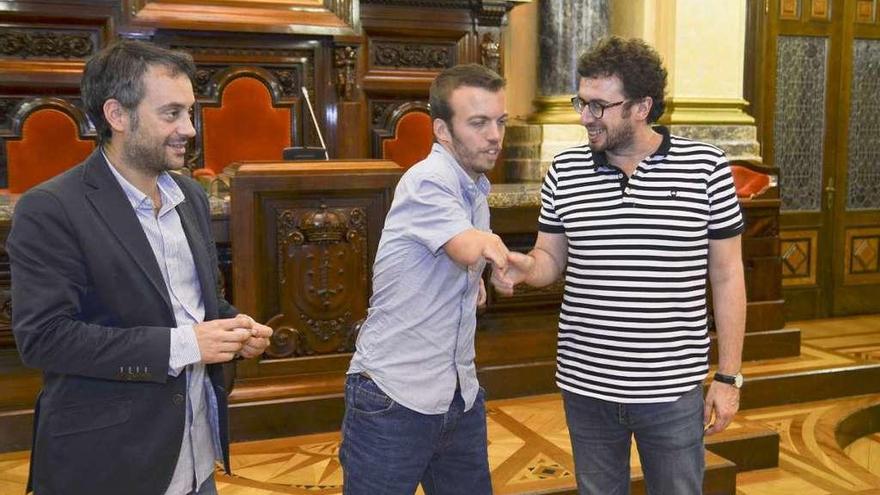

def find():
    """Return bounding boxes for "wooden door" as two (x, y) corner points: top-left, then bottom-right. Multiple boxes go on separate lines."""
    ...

(757, 0), (880, 319)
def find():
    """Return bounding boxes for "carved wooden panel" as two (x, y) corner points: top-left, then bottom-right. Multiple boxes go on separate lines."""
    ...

(370, 40), (456, 69)
(230, 161), (403, 365)
(780, 0), (801, 19)
(370, 99), (429, 159)
(781, 230), (818, 286)
(844, 228), (880, 285)
(856, 0), (876, 23)
(0, 28), (98, 60)
(267, 205), (368, 356)
(810, 0), (830, 20)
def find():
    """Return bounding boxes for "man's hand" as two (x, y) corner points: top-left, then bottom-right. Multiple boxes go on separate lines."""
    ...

(477, 278), (487, 307)
(491, 251), (534, 296)
(480, 233), (510, 271)
(703, 380), (740, 435)
(237, 314), (274, 359)
(194, 316), (252, 364)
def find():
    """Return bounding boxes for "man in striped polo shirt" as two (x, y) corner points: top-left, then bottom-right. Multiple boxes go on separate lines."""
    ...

(493, 37), (746, 494)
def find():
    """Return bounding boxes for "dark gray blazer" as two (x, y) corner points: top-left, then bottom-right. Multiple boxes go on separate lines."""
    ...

(8, 149), (238, 495)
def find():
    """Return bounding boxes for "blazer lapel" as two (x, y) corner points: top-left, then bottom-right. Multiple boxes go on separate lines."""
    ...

(82, 151), (174, 316)
(175, 190), (219, 320)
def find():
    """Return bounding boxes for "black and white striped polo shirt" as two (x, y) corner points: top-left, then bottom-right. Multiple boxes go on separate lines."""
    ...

(539, 127), (745, 403)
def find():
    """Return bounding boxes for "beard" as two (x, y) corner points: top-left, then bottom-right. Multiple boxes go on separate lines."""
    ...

(122, 112), (187, 175)
(587, 107), (636, 154)
(449, 127), (500, 176)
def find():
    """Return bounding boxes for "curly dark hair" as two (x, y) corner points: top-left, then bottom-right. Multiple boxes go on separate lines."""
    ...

(576, 36), (667, 123)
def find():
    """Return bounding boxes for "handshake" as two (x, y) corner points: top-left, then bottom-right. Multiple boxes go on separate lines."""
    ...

(480, 232), (536, 297)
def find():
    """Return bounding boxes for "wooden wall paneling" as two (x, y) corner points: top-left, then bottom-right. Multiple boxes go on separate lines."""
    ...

(123, 0), (359, 36)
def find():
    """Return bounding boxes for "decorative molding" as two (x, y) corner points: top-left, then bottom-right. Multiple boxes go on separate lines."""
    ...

(370, 100), (430, 158)
(658, 97), (756, 126)
(0, 29), (96, 59)
(371, 41), (455, 69)
(780, 0), (801, 19)
(128, 0), (359, 37)
(0, 99), (24, 131)
(480, 33), (501, 74)
(844, 228), (880, 286)
(856, 0), (876, 23)
(810, 0), (830, 19)
(334, 45), (359, 101)
(744, 216), (780, 239)
(270, 204), (369, 357)
(781, 230), (818, 287)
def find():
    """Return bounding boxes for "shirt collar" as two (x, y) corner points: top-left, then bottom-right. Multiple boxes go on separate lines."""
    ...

(431, 143), (491, 198)
(101, 149), (186, 212)
(593, 125), (672, 173)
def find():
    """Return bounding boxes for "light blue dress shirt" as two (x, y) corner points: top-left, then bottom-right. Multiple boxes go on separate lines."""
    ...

(348, 143), (491, 415)
(105, 156), (220, 494)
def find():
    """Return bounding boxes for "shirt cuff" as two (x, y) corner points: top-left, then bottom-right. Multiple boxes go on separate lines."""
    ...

(168, 325), (201, 376)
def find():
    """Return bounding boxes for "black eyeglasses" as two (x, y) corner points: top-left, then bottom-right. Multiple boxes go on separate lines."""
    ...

(570, 97), (627, 119)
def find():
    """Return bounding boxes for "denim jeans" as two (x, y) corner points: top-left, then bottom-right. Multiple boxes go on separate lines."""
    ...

(339, 374), (492, 495)
(562, 385), (705, 495)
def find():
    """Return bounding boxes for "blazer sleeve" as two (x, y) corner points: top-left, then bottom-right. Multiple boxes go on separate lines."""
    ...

(8, 189), (170, 383)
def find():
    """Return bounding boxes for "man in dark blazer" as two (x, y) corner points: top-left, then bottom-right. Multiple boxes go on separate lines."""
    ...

(7, 40), (273, 495)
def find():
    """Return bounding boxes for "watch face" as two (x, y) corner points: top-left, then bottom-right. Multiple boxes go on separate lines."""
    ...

(734, 373), (744, 388)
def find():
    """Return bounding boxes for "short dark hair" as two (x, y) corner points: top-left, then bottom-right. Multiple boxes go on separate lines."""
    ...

(81, 40), (196, 143)
(577, 36), (668, 123)
(429, 63), (505, 124)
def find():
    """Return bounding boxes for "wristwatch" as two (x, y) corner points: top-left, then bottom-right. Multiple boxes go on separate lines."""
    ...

(713, 371), (744, 389)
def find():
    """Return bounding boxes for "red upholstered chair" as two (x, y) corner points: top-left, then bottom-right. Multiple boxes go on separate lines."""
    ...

(5, 100), (95, 193)
(200, 75), (293, 174)
(382, 111), (433, 169)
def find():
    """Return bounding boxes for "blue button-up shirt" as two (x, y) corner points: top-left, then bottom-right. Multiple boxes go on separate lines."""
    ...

(348, 143), (491, 415)
(105, 156), (220, 494)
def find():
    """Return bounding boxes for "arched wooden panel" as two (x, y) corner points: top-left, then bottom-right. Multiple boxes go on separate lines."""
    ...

(381, 110), (433, 169)
(201, 76), (292, 174)
(6, 106), (95, 193)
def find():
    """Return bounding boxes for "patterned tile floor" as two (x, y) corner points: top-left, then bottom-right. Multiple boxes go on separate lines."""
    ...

(2, 315), (880, 495)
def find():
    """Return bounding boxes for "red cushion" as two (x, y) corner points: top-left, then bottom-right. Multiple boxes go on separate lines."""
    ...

(6, 109), (95, 193)
(202, 77), (292, 174)
(730, 164), (771, 198)
(382, 112), (433, 169)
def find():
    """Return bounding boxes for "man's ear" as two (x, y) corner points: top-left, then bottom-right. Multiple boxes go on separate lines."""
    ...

(103, 99), (128, 134)
(433, 118), (451, 145)
(634, 96), (654, 122)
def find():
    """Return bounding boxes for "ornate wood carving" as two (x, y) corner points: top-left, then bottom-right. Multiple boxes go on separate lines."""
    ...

(0, 29), (96, 59)
(371, 41), (455, 69)
(0, 99), (24, 131)
(266, 204), (368, 357)
(334, 45), (359, 101)
(480, 32), (501, 74)
(370, 100), (430, 158)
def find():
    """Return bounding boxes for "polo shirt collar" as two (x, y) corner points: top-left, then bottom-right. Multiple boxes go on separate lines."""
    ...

(594, 125), (672, 173)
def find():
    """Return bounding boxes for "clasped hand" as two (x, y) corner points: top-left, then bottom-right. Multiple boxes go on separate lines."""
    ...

(194, 314), (274, 364)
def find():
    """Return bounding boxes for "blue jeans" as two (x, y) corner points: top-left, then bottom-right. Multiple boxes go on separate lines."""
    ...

(339, 374), (492, 495)
(562, 385), (705, 495)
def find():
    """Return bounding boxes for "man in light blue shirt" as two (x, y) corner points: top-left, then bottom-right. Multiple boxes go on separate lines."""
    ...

(341, 64), (510, 495)
(9, 40), (273, 495)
